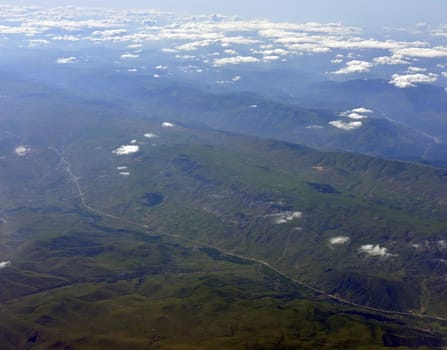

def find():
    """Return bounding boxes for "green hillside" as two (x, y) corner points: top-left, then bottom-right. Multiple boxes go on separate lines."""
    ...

(1, 78), (447, 348)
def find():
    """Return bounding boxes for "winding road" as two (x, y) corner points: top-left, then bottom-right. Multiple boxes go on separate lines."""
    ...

(50, 146), (447, 323)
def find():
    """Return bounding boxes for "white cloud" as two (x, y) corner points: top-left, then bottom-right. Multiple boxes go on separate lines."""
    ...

(144, 132), (159, 138)
(15, 145), (30, 156)
(442, 72), (447, 78)
(329, 120), (362, 130)
(161, 48), (178, 53)
(128, 43), (142, 49)
(0, 261), (11, 269)
(224, 49), (237, 55)
(213, 55), (260, 66)
(113, 145), (139, 155)
(334, 60), (372, 74)
(4, 5), (447, 80)
(121, 53), (139, 59)
(394, 47), (447, 59)
(28, 38), (49, 47)
(56, 56), (77, 64)
(268, 211), (303, 224)
(351, 107), (373, 114)
(339, 109), (371, 119)
(119, 171), (130, 176)
(389, 73), (438, 88)
(407, 66), (426, 73)
(162, 122), (175, 127)
(285, 42), (330, 54)
(263, 55), (281, 61)
(220, 36), (260, 45)
(175, 40), (214, 51)
(329, 236), (351, 246)
(116, 166), (128, 170)
(373, 55), (409, 65)
(250, 104), (258, 108)
(257, 48), (288, 56)
(50, 35), (81, 42)
(155, 65), (168, 70)
(359, 244), (392, 257)
(306, 125), (323, 129)
(0, 24), (39, 35)
(346, 112), (367, 120)
(175, 54), (196, 60)
(92, 29), (128, 37)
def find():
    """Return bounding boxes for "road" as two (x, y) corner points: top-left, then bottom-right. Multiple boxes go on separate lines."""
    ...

(50, 146), (447, 323)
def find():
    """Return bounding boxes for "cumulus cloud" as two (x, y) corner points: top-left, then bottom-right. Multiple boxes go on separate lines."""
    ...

(359, 244), (392, 257)
(346, 112), (367, 120)
(220, 36), (260, 45)
(224, 49), (237, 55)
(161, 48), (178, 53)
(329, 120), (362, 130)
(15, 145), (30, 156)
(389, 73), (438, 88)
(394, 47), (447, 59)
(373, 55), (409, 65)
(0, 25), (34, 35)
(50, 35), (81, 42)
(28, 39), (49, 47)
(263, 55), (281, 61)
(213, 55), (260, 66)
(0, 261), (11, 269)
(56, 56), (77, 64)
(329, 236), (351, 246)
(119, 171), (130, 176)
(268, 211), (303, 224)
(113, 145), (139, 155)
(351, 107), (373, 114)
(116, 166), (128, 170)
(175, 40), (214, 51)
(334, 60), (372, 74)
(162, 122), (175, 127)
(407, 66), (426, 73)
(121, 53), (139, 59)
(338, 108), (371, 120)
(144, 132), (159, 138)
(92, 29), (127, 37)
(4, 4), (447, 84)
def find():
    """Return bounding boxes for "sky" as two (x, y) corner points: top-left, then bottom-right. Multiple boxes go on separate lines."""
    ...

(2, 0), (447, 29)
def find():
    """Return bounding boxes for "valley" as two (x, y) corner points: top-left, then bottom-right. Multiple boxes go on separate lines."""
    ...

(2, 4), (447, 347)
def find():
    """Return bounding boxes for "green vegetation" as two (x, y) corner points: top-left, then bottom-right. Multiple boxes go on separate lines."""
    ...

(1, 76), (447, 348)
(0, 217), (445, 349)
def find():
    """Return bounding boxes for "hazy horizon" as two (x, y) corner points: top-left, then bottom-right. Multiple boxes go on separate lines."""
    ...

(1, 0), (447, 29)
